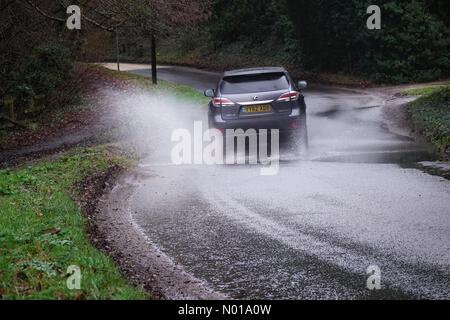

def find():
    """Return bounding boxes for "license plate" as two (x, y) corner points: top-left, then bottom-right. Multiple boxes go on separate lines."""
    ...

(243, 104), (272, 113)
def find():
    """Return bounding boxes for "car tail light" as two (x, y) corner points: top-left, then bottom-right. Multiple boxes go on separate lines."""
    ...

(277, 91), (300, 102)
(212, 97), (234, 107)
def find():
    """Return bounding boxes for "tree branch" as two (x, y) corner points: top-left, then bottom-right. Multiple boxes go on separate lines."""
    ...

(23, 0), (66, 23)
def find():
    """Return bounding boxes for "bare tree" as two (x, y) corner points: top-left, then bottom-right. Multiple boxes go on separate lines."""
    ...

(20, 0), (212, 83)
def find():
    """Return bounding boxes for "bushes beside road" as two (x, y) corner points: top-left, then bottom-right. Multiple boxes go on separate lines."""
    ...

(0, 44), (82, 128)
(408, 86), (450, 158)
(156, 0), (450, 84)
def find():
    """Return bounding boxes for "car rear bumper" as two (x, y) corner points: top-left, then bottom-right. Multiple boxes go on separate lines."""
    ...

(209, 112), (302, 131)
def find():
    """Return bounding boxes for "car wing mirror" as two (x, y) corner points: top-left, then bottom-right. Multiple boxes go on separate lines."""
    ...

(298, 81), (308, 90)
(204, 89), (215, 98)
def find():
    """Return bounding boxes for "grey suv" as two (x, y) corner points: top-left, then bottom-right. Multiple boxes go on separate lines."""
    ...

(205, 67), (308, 148)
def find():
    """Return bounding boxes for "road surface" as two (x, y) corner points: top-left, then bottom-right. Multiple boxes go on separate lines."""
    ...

(103, 63), (450, 299)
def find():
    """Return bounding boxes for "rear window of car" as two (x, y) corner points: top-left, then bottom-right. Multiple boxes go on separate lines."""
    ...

(220, 73), (289, 94)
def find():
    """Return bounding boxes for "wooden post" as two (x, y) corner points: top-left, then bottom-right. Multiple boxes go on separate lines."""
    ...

(116, 28), (120, 72)
(151, 34), (157, 84)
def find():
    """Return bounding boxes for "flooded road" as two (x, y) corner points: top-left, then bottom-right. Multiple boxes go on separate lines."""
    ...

(103, 64), (450, 299)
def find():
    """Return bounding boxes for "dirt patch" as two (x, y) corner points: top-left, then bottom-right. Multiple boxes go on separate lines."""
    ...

(378, 85), (449, 160)
(0, 128), (109, 169)
(381, 93), (417, 138)
(76, 166), (227, 300)
(366, 85), (425, 140)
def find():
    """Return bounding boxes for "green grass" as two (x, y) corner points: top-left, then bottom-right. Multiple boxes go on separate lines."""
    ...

(158, 80), (210, 104)
(99, 66), (209, 105)
(0, 146), (147, 300)
(409, 87), (450, 156)
(404, 85), (449, 96)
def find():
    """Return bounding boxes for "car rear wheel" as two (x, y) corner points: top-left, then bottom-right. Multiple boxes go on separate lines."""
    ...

(289, 113), (308, 155)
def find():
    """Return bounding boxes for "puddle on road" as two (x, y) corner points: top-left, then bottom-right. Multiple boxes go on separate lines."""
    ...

(301, 91), (447, 177)
(105, 83), (447, 179)
(311, 149), (436, 165)
(405, 162), (450, 180)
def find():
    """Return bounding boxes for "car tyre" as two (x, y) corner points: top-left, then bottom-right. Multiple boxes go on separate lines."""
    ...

(290, 112), (309, 155)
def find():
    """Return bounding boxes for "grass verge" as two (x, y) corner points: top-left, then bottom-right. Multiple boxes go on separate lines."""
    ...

(408, 87), (450, 158)
(98, 66), (209, 105)
(0, 146), (147, 299)
(404, 85), (449, 96)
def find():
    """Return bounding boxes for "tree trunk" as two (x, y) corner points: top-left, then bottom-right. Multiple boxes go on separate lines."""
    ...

(151, 34), (157, 84)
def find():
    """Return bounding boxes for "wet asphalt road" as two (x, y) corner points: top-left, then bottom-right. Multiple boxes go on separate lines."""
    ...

(104, 64), (450, 299)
